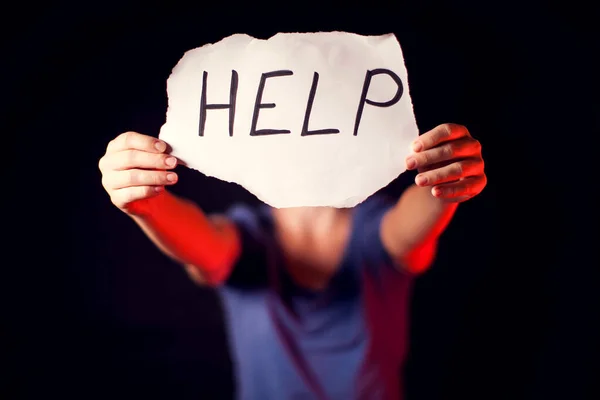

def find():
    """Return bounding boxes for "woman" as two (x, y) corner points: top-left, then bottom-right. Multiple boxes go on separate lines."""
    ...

(98, 123), (486, 399)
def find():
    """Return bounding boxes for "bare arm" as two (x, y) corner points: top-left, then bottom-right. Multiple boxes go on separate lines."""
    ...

(382, 185), (458, 273)
(128, 191), (241, 286)
(381, 124), (487, 274)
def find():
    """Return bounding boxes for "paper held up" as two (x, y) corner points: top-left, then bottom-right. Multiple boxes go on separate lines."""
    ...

(158, 31), (418, 208)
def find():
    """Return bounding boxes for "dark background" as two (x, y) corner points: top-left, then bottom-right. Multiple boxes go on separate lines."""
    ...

(3, 1), (598, 399)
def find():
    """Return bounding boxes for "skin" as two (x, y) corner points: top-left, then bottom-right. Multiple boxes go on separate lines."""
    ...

(98, 123), (486, 287)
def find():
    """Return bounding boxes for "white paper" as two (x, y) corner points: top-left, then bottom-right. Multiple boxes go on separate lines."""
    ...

(159, 31), (418, 208)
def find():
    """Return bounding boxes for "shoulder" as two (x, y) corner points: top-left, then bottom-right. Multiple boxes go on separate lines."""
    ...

(352, 193), (397, 235)
(356, 193), (396, 217)
(220, 203), (273, 289)
(225, 203), (271, 241)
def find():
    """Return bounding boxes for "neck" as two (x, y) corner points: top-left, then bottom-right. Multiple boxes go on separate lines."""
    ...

(270, 206), (352, 290)
(272, 207), (341, 235)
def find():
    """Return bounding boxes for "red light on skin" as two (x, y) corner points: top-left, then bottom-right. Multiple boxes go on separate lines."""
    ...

(128, 191), (240, 285)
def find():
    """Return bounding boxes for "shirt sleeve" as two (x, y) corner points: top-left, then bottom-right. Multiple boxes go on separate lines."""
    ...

(221, 204), (270, 290)
(355, 195), (396, 266)
(351, 194), (415, 280)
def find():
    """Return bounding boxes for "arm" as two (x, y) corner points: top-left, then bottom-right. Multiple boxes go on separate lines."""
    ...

(381, 123), (487, 274)
(129, 190), (241, 286)
(98, 131), (240, 287)
(381, 184), (458, 273)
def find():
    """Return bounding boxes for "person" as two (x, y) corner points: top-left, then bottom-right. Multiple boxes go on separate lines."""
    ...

(98, 123), (486, 399)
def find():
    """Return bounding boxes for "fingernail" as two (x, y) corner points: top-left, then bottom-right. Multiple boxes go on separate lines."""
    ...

(165, 157), (177, 167)
(406, 157), (416, 169)
(412, 141), (423, 152)
(415, 175), (428, 186)
(166, 173), (177, 182)
(155, 141), (167, 152)
(154, 186), (164, 193)
(432, 187), (442, 197)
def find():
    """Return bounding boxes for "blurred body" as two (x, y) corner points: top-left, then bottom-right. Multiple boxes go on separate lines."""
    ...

(99, 124), (486, 399)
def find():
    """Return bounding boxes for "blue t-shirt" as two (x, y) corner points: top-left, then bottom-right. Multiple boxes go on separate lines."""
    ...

(216, 195), (415, 400)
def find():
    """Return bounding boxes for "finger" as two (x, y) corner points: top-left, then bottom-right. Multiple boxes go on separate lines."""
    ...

(102, 169), (178, 190)
(417, 160), (452, 174)
(100, 149), (178, 172)
(411, 123), (470, 152)
(106, 131), (168, 154)
(110, 186), (163, 209)
(415, 158), (484, 187)
(417, 149), (483, 174)
(431, 175), (487, 200)
(406, 137), (479, 170)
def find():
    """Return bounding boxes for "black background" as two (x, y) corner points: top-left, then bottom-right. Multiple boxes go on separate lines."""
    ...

(3, 1), (598, 399)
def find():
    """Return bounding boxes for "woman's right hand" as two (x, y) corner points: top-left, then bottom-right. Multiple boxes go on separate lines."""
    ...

(98, 131), (178, 214)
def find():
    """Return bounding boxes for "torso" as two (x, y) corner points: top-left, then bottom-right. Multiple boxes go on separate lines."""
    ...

(216, 195), (415, 400)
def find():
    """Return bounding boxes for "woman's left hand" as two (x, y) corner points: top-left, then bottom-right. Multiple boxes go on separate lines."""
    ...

(406, 123), (487, 202)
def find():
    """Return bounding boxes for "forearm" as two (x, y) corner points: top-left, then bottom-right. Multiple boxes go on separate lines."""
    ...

(382, 184), (458, 273)
(128, 191), (240, 284)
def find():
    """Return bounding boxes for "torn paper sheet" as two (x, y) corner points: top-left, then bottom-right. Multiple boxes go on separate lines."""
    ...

(159, 32), (418, 208)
